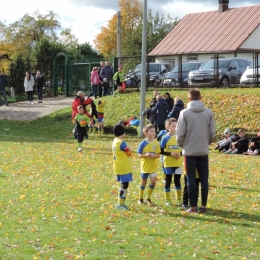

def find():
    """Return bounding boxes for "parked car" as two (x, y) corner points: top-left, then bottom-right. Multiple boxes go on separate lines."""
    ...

(240, 62), (260, 86)
(131, 62), (172, 77)
(188, 58), (252, 86)
(163, 62), (206, 87)
(126, 62), (172, 87)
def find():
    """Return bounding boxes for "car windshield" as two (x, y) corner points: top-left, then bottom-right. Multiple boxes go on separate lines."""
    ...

(202, 60), (231, 70)
(171, 63), (201, 73)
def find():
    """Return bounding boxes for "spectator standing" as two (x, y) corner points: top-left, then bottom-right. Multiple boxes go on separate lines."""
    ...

(164, 92), (174, 110)
(113, 67), (124, 91)
(98, 61), (105, 97)
(100, 61), (113, 95)
(150, 90), (159, 109)
(0, 70), (9, 106)
(176, 88), (216, 213)
(88, 67), (101, 99)
(24, 71), (35, 105)
(168, 97), (184, 121)
(151, 95), (171, 133)
(35, 70), (44, 103)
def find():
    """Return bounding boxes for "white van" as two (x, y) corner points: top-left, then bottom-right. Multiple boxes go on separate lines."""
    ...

(240, 63), (260, 86)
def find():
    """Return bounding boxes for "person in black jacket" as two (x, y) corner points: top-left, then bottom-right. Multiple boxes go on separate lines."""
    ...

(168, 97), (184, 121)
(0, 71), (8, 106)
(243, 132), (260, 155)
(164, 92), (174, 110)
(35, 70), (44, 103)
(224, 129), (249, 154)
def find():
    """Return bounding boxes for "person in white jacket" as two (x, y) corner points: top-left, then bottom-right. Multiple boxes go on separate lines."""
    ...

(24, 71), (35, 105)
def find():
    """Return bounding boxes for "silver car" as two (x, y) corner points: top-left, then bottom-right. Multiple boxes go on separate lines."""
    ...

(188, 58), (252, 86)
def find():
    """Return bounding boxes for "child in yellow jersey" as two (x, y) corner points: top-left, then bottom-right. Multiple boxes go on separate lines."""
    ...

(160, 118), (183, 206)
(112, 124), (133, 210)
(73, 105), (89, 152)
(137, 124), (160, 206)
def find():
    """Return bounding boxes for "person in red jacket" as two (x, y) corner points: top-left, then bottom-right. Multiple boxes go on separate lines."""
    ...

(72, 91), (92, 119)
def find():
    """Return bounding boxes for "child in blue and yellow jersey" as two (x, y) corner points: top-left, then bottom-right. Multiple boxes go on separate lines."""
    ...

(160, 118), (183, 206)
(73, 105), (89, 152)
(112, 124), (133, 210)
(157, 127), (168, 182)
(137, 124), (160, 206)
(97, 99), (106, 134)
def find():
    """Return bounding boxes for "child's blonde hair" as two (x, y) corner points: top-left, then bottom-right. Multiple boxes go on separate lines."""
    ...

(165, 117), (177, 126)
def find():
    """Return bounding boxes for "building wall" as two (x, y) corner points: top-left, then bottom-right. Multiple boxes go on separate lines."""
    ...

(155, 52), (255, 66)
(240, 25), (260, 49)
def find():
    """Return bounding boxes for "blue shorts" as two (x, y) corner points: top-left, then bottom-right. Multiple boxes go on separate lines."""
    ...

(116, 173), (133, 182)
(98, 117), (104, 123)
(164, 167), (182, 175)
(140, 172), (157, 179)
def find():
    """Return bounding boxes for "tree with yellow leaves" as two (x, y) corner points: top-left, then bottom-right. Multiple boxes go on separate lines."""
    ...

(94, 0), (143, 59)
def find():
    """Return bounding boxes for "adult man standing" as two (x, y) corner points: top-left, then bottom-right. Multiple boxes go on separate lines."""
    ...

(98, 61), (104, 97)
(100, 61), (113, 95)
(0, 71), (9, 106)
(35, 70), (44, 103)
(176, 88), (215, 213)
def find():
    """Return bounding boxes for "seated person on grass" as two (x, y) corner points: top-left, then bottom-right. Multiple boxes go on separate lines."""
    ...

(224, 129), (249, 154)
(243, 132), (260, 155)
(214, 128), (235, 152)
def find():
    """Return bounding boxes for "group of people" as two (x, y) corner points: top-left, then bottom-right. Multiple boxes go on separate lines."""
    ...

(88, 61), (126, 99)
(146, 90), (184, 133)
(71, 91), (106, 151)
(215, 128), (260, 155)
(112, 88), (216, 213)
(0, 70), (45, 106)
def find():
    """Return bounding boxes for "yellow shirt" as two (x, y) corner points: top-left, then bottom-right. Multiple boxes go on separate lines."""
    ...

(112, 138), (132, 175)
(160, 134), (183, 167)
(137, 139), (160, 173)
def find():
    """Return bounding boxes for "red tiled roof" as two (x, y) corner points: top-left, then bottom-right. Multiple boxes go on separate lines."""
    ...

(149, 5), (260, 56)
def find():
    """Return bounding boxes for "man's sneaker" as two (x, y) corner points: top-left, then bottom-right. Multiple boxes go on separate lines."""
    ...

(186, 207), (198, 213)
(78, 148), (82, 152)
(253, 149), (259, 155)
(199, 207), (208, 214)
(144, 198), (155, 206)
(165, 201), (173, 206)
(31, 102), (34, 105)
(138, 199), (144, 204)
(231, 149), (237, 154)
(182, 204), (188, 209)
(116, 204), (129, 210)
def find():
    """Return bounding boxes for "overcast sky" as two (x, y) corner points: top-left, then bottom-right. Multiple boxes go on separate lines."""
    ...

(0, 0), (258, 46)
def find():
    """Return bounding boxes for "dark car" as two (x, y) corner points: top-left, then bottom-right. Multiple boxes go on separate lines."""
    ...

(163, 62), (206, 87)
(188, 58), (252, 86)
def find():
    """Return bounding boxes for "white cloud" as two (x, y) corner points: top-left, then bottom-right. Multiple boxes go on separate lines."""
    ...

(0, 0), (258, 47)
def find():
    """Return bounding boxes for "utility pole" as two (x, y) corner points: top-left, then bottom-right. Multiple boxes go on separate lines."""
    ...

(117, 11), (122, 65)
(139, 0), (147, 137)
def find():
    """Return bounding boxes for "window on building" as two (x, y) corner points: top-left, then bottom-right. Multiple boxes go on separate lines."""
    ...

(187, 56), (198, 62)
(164, 59), (175, 67)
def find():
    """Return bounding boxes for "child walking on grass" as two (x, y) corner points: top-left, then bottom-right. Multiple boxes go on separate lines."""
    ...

(137, 124), (160, 206)
(112, 124), (133, 210)
(73, 105), (89, 152)
(160, 118), (183, 206)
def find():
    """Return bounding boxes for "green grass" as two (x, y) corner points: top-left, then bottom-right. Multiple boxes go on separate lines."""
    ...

(0, 89), (259, 259)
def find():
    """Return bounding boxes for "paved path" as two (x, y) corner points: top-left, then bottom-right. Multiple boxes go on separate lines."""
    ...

(0, 96), (72, 121)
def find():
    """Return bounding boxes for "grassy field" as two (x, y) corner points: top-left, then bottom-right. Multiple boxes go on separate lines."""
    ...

(0, 88), (259, 259)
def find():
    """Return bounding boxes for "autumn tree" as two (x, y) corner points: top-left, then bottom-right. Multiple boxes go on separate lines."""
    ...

(94, 0), (143, 59)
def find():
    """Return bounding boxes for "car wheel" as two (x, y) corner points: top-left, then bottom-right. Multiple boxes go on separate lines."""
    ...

(220, 77), (230, 87)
